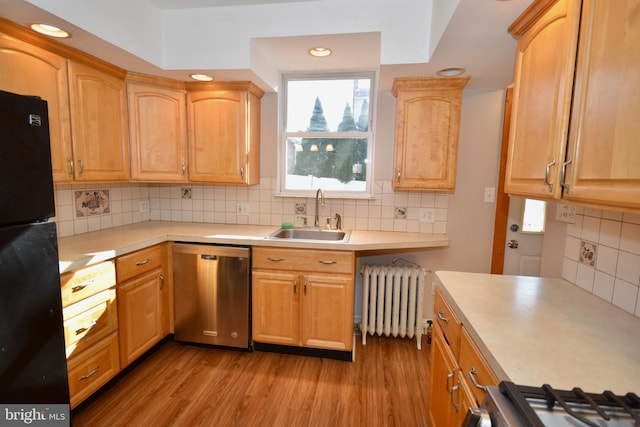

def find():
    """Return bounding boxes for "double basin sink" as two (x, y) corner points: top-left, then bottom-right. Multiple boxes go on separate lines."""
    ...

(265, 228), (350, 242)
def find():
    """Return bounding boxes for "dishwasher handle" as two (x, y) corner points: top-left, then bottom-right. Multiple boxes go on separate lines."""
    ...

(201, 254), (218, 261)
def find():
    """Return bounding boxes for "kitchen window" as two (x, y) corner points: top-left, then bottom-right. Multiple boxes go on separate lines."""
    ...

(278, 73), (375, 198)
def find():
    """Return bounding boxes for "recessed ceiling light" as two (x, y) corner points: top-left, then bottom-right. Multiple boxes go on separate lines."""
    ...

(308, 47), (332, 57)
(190, 73), (214, 82)
(30, 23), (70, 38)
(436, 66), (466, 77)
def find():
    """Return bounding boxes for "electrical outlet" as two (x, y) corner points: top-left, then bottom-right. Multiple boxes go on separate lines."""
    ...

(419, 208), (435, 223)
(139, 200), (149, 213)
(237, 202), (249, 216)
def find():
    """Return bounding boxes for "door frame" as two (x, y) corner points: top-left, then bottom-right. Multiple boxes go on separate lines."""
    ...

(490, 87), (513, 274)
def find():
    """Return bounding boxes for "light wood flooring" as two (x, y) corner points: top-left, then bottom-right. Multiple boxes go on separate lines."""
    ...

(72, 336), (431, 427)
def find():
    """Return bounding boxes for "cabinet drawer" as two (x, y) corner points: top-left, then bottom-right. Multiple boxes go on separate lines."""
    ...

(459, 327), (499, 405)
(60, 261), (116, 307)
(67, 332), (120, 409)
(253, 247), (354, 274)
(116, 244), (163, 282)
(63, 288), (118, 358)
(434, 288), (462, 357)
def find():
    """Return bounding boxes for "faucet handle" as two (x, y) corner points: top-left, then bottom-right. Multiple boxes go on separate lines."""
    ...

(326, 214), (342, 230)
(334, 213), (342, 230)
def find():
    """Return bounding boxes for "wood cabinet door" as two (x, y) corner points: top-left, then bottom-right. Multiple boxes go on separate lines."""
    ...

(455, 377), (477, 426)
(117, 268), (163, 368)
(427, 325), (457, 427)
(504, 0), (581, 199)
(187, 89), (248, 183)
(128, 82), (188, 181)
(68, 60), (129, 181)
(392, 77), (468, 191)
(252, 270), (300, 346)
(563, 0), (640, 210)
(300, 273), (354, 351)
(0, 32), (73, 182)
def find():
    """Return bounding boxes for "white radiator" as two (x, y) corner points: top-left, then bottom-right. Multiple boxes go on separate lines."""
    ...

(360, 264), (427, 350)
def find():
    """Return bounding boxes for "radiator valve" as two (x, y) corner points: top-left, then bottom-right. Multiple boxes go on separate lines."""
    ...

(426, 320), (433, 344)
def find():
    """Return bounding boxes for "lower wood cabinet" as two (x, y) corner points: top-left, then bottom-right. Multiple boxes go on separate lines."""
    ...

(116, 244), (169, 368)
(428, 289), (498, 426)
(60, 261), (119, 409)
(252, 247), (355, 351)
(116, 268), (165, 368)
(66, 332), (120, 409)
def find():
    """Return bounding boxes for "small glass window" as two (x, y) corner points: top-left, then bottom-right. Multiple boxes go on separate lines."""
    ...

(279, 73), (375, 197)
(522, 198), (546, 233)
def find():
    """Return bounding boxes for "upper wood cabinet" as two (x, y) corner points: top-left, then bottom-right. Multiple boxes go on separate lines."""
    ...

(127, 74), (188, 182)
(68, 60), (129, 181)
(563, 0), (640, 209)
(186, 82), (263, 185)
(0, 30), (73, 182)
(506, 0), (640, 211)
(392, 77), (469, 191)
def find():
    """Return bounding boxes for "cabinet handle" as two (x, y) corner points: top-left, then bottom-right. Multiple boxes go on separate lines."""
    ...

(75, 320), (98, 335)
(304, 279), (308, 296)
(181, 163), (187, 176)
(240, 166), (244, 180)
(396, 167), (401, 184)
(67, 157), (74, 177)
(293, 278), (298, 295)
(159, 273), (165, 290)
(560, 156), (573, 193)
(136, 258), (151, 266)
(318, 260), (337, 265)
(468, 367), (486, 391)
(71, 279), (95, 292)
(544, 156), (556, 192)
(78, 158), (85, 177)
(450, 380), (460, 413)
(267, 257), (284, 262)
(437, 310), (449, 323)
(446, 369), (455, 393)
(79, 366), (100, 381)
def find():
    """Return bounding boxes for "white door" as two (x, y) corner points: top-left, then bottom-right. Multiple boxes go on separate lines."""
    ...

(503, 196), (544, 276)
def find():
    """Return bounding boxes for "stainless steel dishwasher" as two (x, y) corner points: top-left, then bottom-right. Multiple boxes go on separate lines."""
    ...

(172, 243), (250, 349)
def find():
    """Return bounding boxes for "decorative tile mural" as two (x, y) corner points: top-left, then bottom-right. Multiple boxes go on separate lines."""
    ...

(75, 190), (110, 217)
(579, 240), (597, 267)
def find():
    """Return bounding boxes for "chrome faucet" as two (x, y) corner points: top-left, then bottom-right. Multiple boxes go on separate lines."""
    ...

(314, 188), (324, 227)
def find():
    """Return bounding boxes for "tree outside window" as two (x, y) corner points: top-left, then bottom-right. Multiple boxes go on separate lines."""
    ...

(279, 73), (374, 197)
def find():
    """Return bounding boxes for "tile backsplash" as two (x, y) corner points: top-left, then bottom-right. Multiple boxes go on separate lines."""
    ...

(562, 207), (640, 317)
(53, 183), (150, 237)
(53, 179), (448, 237)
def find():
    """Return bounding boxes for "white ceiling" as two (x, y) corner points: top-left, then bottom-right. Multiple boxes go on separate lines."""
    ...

(0, 0), (531, 92)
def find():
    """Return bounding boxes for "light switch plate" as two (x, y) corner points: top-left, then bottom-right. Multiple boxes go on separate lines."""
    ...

(484, 187), (496, 203)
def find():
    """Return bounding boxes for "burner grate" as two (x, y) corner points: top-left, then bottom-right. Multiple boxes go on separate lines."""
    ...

(498, 381), (640, 427)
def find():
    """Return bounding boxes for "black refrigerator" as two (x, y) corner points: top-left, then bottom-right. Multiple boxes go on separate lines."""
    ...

(0, 90), (70, 412)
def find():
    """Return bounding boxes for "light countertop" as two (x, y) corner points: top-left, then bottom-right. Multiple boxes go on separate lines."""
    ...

(58, 221), (449, 273)
(435, 271), (640, 394)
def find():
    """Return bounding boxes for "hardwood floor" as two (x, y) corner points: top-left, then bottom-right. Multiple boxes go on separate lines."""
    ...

(72, 336), (431, 427)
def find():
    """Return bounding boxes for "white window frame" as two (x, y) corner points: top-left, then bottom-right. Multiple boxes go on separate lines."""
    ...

(276, 71), (376, 199)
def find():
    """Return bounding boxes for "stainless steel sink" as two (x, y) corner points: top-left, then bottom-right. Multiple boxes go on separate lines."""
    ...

(266, 228), (350, 242)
